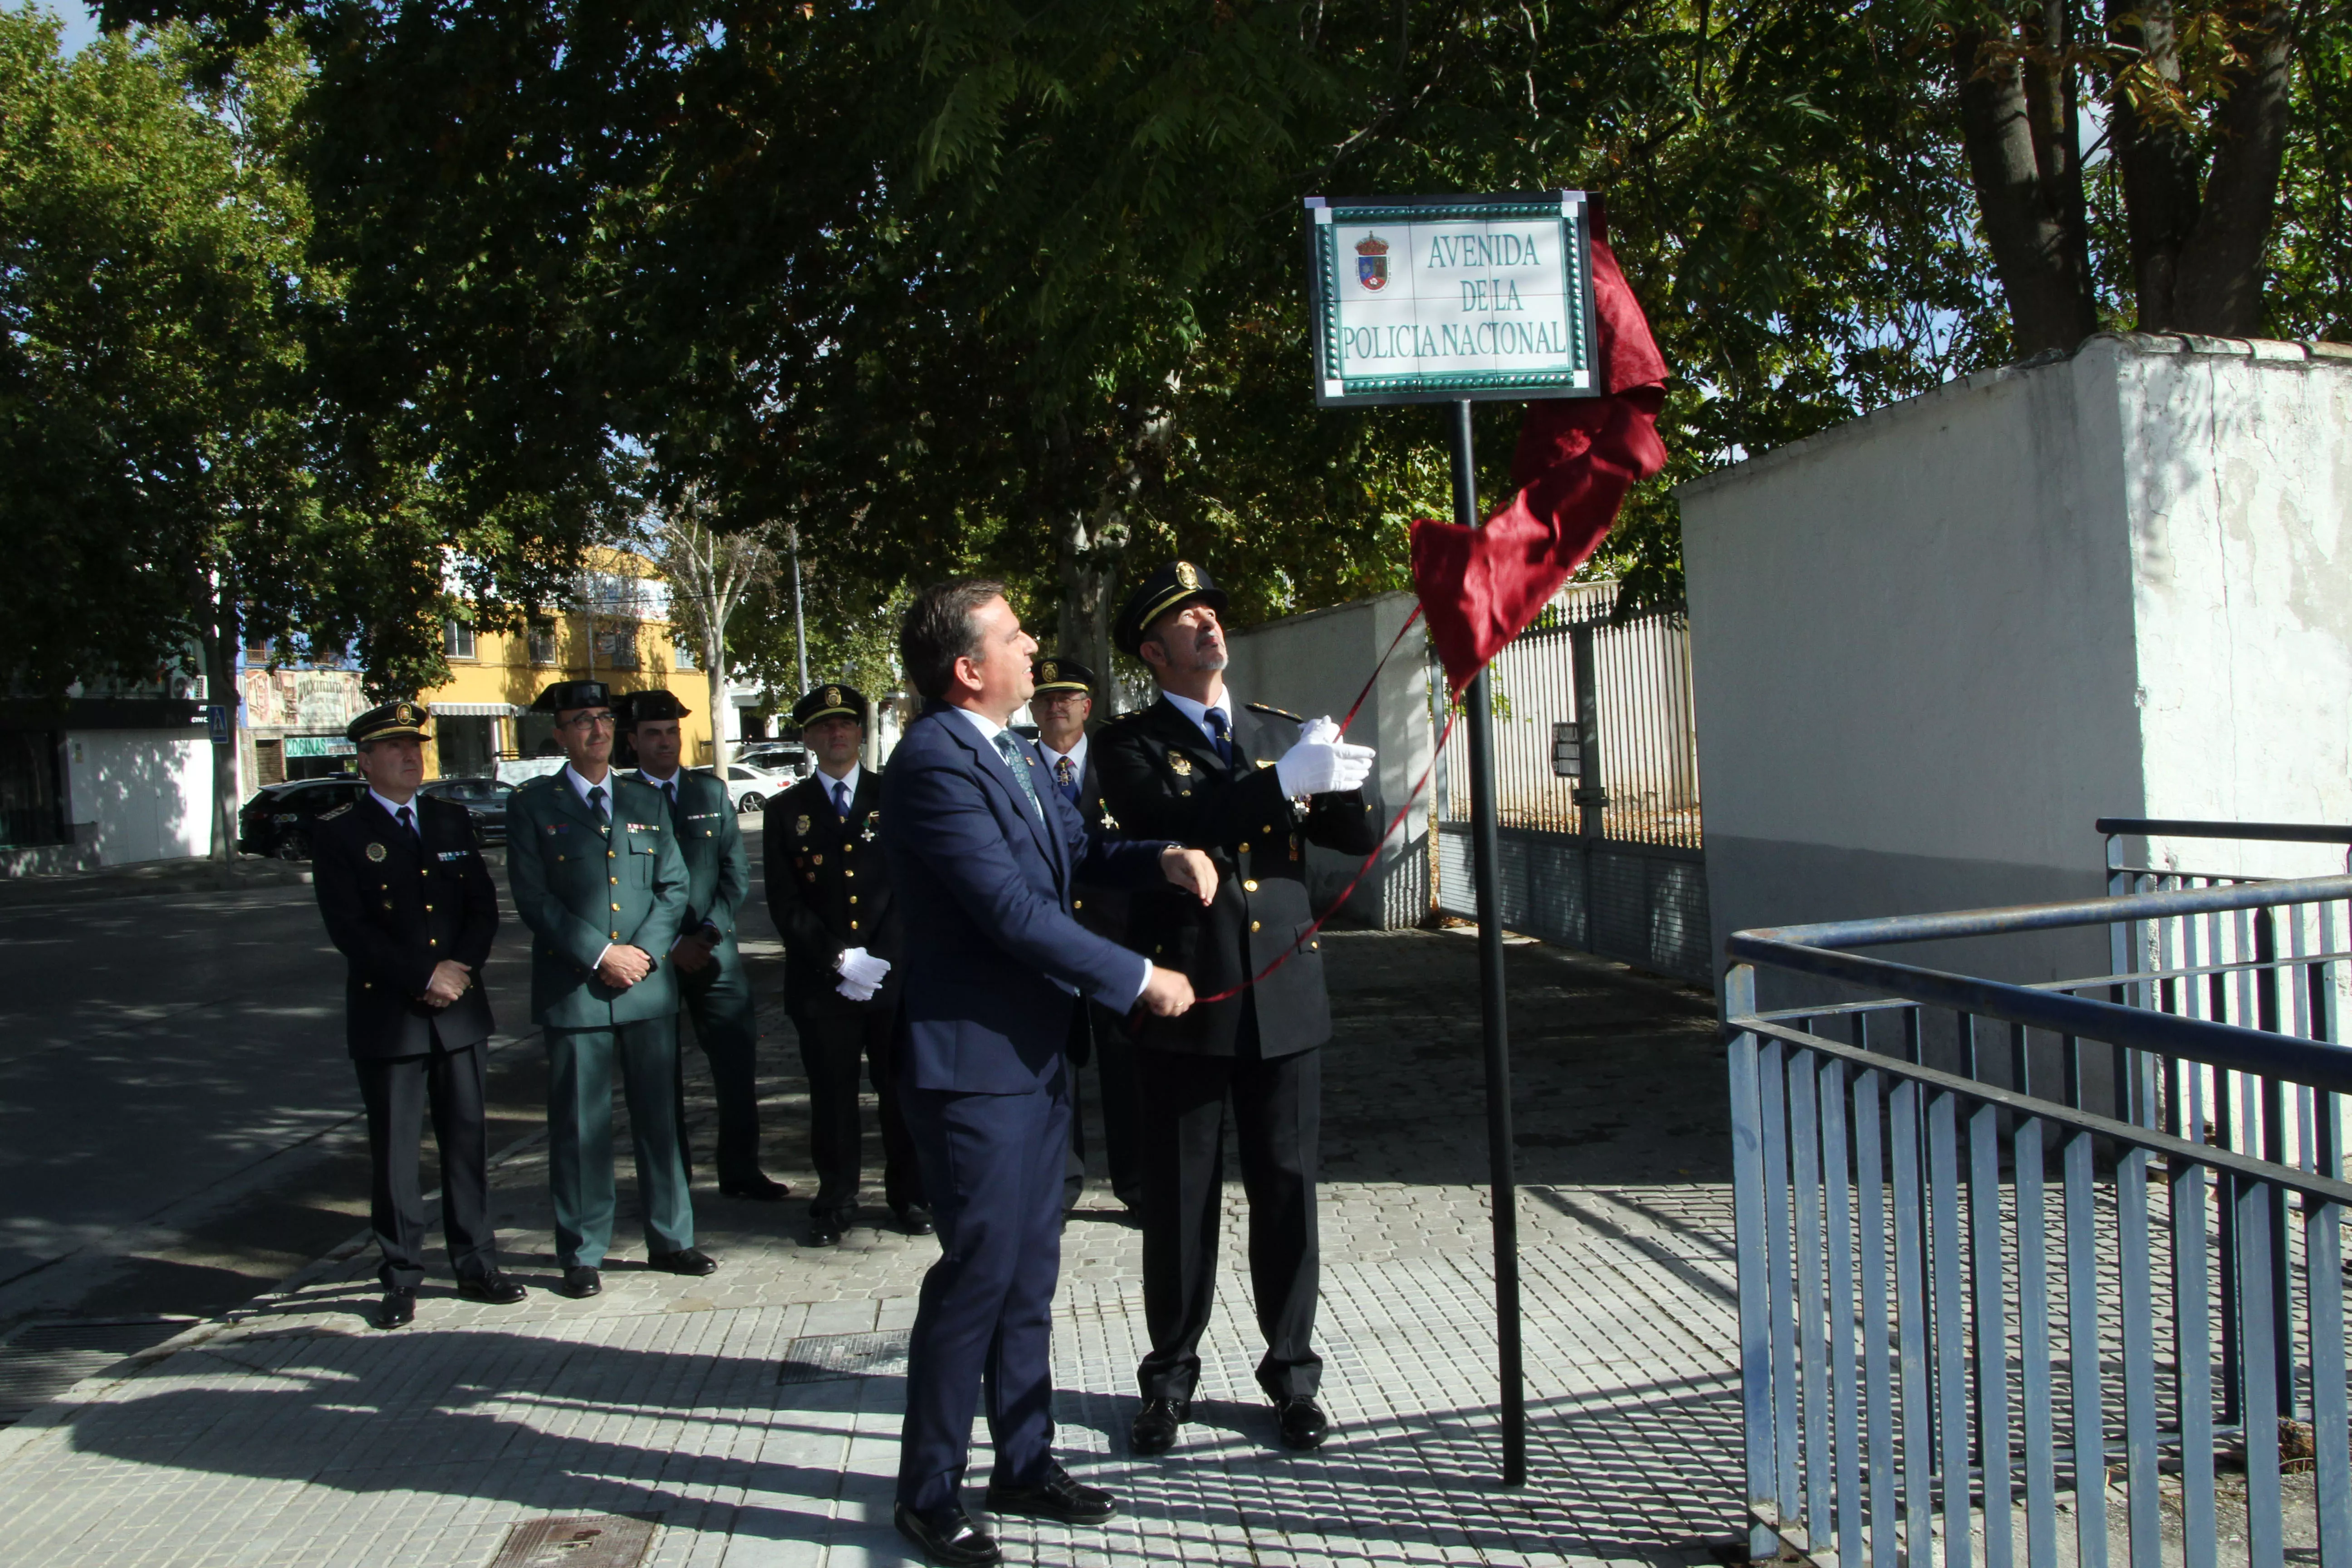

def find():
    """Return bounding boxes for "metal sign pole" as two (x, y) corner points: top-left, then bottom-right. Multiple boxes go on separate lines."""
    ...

(1450, 397), (1526, 1486)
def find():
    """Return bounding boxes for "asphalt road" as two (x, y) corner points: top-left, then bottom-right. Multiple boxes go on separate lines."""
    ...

(0, 823), (775, 1334)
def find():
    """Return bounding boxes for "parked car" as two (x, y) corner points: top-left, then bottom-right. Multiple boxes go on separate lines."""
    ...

(417, 775), (517, 845)
(735, 743), (809, 777)
(699, 763), (794, 814)
(236, 776), (367, 860)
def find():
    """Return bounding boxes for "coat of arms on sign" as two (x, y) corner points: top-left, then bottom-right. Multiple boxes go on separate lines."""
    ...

(1356, 234), (1390, 291)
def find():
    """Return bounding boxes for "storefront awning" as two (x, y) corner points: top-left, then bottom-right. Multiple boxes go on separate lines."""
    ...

(427, 703), (521, 717)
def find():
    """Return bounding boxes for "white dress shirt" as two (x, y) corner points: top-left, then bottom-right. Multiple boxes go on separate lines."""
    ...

(814, 762), (863, 817)
(1159, 687), (1235, 748)
(946, 704), (1148, 1009)
(1036, 732), (1089, 794)
(369, 788), (422, 833)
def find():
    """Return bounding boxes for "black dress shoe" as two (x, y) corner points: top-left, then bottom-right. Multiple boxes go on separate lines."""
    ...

(984, 1460), (1118, 1524)
(1129, 1396), (1189, 1455)
(806, 1213), (843, 1247)
(560, 1266), (602, 1298)
(719, 1174), (791, 1201)
(375, 1288), (416, 1330)
(1274, 1394), (1329, 1450)
(457, 1272), (528, 1305)
(893, 1502), (1000, 1567)
(648, 1246), (718, 1276)
(894, 1205), (935, 1236)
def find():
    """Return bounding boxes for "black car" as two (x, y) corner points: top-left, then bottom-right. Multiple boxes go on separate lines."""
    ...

(236, 776), (367, 859)
(418, 775), (516, 845)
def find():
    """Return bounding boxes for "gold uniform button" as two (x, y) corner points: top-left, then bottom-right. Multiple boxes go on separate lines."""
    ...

(608, 850), (617, 859)
(1250, 920), (1261, 933)
(1264, 823), (1274, 833)
(845, 869), (855, 878)
(424, 903), (434, 912)
(1242, 880), (1258, 892)
(429, 938), (439, 947)
(611, 902), (622, 911)
(1073, 899), (1083, 910)
(610, 876), (618, 885)
(1239, 842), (1250, 853)
(1310, 940), (1319, 951)
(850, 920), (859, 931)
(849, 895), (858, 904)
(611, 931), (620, 939)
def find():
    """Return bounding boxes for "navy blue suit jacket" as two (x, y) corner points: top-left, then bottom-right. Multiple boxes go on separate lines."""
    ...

(883, 700), (1171, 1094)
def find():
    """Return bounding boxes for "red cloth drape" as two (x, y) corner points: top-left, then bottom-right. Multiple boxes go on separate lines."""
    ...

(1409, 235), (1668, 693)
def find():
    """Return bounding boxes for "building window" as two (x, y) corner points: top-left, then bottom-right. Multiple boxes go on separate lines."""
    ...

(0, 732), (66, 847)
(593, 623), (639, 670)
(444, 619), (477, 660)
(528, 625), (559, 666)
(673, 637), (697, 672)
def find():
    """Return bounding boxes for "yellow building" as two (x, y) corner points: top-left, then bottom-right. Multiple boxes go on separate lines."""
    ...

(419, 549), (715, 779)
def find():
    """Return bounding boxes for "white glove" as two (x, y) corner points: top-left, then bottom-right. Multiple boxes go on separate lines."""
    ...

(835, 947), (892, 989)
(836, 975), (880, 1002)
(1275, 715), (1376, 797)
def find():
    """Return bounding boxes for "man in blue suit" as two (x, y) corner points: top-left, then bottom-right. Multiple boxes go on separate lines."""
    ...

(885, 578), (1213, 1567)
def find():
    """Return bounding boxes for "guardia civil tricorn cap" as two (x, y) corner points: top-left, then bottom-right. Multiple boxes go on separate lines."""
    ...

(1030, 657), (1098, 697)
(1113, 559), (1228, 658)
(347, 700), (431, 745)
(532, 679), (612, 715)
(618, 688), (691, 726)
(793, 683), (867, 727)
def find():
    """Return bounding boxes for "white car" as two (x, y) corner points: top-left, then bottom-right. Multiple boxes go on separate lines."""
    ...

(703, 763), (794, 814)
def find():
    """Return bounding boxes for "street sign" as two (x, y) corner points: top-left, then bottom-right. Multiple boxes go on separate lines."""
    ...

(205, 704), (231, 746)
(1303, 191), (1599, 407)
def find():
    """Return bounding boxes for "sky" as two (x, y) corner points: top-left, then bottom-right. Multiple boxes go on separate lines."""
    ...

(35, 0), (103, 52)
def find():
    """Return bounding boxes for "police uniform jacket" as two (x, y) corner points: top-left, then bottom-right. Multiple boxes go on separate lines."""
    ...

(763, 769), (899, 1019)
(1095, 698), (1379, 1058)
(1053, 744), (1128, 946)
(506, 772), (691, 1029)
(628, 767), (750, 964)
(311, 793), (500, 1059)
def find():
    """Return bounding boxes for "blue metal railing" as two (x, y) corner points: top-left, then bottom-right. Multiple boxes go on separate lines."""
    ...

(1727, 860), (2352, 1568)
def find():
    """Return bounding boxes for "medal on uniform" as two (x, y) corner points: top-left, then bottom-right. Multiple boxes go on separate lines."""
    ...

(794, 815), (811, 836)
(366, 842), (387, 862)
(812, 853), (823, 865)
(1168, 751), (1192, 775)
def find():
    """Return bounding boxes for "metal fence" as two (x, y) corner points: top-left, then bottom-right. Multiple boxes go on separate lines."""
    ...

(1432, 583), (1710, 983)
(1726, 845), (2352, 1568)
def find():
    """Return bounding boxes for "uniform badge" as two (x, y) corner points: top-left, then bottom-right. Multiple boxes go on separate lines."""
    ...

(365, 842), (387, 862)
(794, 814), (811, 836)
(1175, 560), (1200, 589)
(824, 685), (842, 707)
(1168, 751), (1193, 775)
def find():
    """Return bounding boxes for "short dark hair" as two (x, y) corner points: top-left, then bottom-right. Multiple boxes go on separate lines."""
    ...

(900, 578), (1009, 700)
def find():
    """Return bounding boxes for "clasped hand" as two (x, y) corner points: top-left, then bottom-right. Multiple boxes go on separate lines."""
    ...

(420, 959), (472, 1008)
(1275, 715), (1376, 797)
(597, 944), (653, 988)
(835, 946), (892, 1001)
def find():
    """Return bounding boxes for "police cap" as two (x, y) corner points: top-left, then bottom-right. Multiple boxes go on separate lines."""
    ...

(1030, 657), (1098, 697)
(1113, 560), (1227, 658)
(618, 688), (691, 727)
(347, 700), (431, 746)
(532, 679), (612, 715)
(793, 683), (867, 728)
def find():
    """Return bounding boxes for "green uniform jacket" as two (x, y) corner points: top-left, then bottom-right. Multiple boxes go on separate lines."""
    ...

(507, 770), (691, 1028)
(629, 767), (751, 964)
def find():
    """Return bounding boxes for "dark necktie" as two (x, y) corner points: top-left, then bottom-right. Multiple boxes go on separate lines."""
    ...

(587, 784), (608, 836)
(992, 733), (1044, 819)
(395, 805), (417, 840)
(1054, 755), (1079, 805)
(832, 779), (851, 821)
(662, 779), (680, 828)
(1203, 707), (1236, 768)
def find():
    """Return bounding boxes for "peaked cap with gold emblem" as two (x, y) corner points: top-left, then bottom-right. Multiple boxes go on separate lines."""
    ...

(347, 700), (432, 745)
(1113, 559), (1229, 657)
(1029, 657), (1098, 697)
(793, 682), (868, 728)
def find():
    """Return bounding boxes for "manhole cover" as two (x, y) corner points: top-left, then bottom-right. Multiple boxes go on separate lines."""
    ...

(486, 1513), (659, 1568)
(0, 1316), (197, 1426)
(777, 1329), (911, 1385)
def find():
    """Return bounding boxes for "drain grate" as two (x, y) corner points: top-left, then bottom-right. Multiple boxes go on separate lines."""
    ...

(777, 1328), (911, 1385)
(486, 1514), (659, 1568)
(0, 1316), (197, 1426)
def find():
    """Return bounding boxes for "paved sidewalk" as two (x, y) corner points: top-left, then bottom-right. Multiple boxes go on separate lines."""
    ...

(1, 930), (1744, 1567)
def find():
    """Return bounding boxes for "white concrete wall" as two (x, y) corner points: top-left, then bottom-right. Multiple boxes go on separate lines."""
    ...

(1223, 591), (1433, 927)
(1681, 334), (2352, 1041)
(61, 729), (214, 866)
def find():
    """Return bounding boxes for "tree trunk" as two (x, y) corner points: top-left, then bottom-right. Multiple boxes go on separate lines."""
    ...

(706, 635), (730, 773)
(2169, 1), (2294, 333)
(202, 571), (240, 863)
(1055, 498), (1123, 706)
(1953, 21), (2101, 356)
(2109, 0), (2205, 328)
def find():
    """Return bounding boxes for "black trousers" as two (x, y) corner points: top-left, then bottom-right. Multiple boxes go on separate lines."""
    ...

(795, 1006), (923, 1217)
(1063, 1000), (1142, 1210)
(671, 956), (764, 1185)
(353, 1039), (497, 1291)
(1135, 1019), (1323, 1402)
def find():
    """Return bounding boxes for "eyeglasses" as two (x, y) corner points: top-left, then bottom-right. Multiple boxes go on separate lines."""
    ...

(561, 711), (617, 731)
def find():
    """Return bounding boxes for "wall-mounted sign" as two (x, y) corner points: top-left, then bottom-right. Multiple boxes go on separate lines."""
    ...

(284, 735), (357, 759)
(205, 704), (232, 745)
(1552, 722), (1582, 779)
(1303, 191), (1599, 407)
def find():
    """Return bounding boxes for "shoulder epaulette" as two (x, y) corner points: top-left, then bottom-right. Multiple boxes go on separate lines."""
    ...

(318, 802), (353, 820)
(515, 774), (558, 794)
(1246, 701), (1303, 721)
